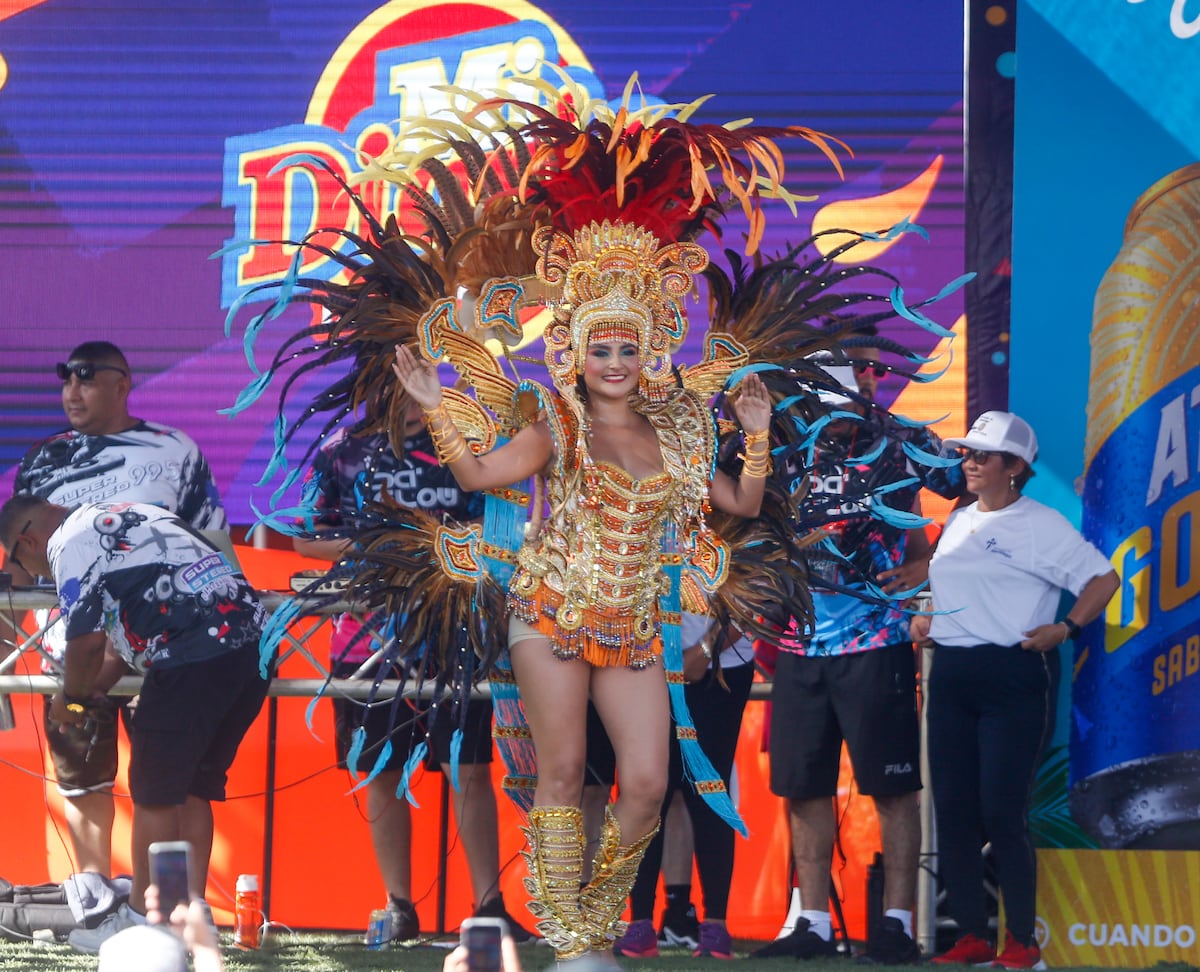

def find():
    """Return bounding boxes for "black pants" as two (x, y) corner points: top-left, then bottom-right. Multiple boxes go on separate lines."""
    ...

(628, 662), (755, 922)
(926, 643), (1054, 946)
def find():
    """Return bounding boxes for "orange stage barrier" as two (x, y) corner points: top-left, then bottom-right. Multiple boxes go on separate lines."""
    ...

(0, 543), (889, 940)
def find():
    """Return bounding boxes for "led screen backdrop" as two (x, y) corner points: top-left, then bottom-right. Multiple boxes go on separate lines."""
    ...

(0, 0), (965, 526)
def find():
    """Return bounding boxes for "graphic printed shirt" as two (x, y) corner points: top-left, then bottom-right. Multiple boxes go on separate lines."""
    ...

(305, 426), (483, 664)
(14, 421), (228, 667)
(784, 419), (944, 658)
(14, 420), (226, 531)
(48, 503), (264, 673)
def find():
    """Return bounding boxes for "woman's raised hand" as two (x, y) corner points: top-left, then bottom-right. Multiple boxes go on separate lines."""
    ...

(730, 373), (772, 434)
(392, 344), (443, 410)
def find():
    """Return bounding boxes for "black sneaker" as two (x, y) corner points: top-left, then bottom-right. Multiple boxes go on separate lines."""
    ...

(386, 897), (420, 943)
(751, 917), (839, 959)
(859, 917), (920, 964)
(658, 903), (700, 950)
(474, 894), (533, 944)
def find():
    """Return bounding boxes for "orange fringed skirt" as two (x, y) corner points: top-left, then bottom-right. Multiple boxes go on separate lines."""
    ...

(506, 579), (663, 670)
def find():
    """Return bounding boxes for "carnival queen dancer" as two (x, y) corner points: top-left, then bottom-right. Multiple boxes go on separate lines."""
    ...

(391, 223), (773, 957)
(226, 68), (961, 962)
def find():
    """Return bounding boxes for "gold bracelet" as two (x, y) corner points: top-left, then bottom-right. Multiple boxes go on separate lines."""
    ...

(740, 455), (772, 479)
(424, 403), (469, 465)
(739, 434), (772, 478)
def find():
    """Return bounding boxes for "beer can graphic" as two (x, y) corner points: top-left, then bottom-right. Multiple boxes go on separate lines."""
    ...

(1071, 164), (1200, 848)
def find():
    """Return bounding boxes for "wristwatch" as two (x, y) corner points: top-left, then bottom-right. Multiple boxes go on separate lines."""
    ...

(1060, 617), (1082, 641)
(62, 692), (88, 716)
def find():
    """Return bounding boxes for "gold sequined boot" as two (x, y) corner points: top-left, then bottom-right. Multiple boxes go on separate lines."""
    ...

(520, 805), (590, 960)
(580, 804), (661, 951)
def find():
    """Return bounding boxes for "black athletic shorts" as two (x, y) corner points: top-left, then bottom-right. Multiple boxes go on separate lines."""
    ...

(331, 660), (494, 772)
(42, 694), (132, 797)
(769, 642), (920, 799)
(129, 646), (270, 805)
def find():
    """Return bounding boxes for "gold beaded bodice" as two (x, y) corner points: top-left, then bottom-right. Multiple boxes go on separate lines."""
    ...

(508, 388), (718, 668)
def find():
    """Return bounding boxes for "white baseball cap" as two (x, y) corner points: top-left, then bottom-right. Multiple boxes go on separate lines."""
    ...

(945, 410), (1038, 463)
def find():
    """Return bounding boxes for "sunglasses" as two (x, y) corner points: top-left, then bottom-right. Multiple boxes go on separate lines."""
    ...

(5, 519), (32, 575)
(958, 448), (1000, 464)
(56, 362), (128, 382)
(851, 361), (887, 379)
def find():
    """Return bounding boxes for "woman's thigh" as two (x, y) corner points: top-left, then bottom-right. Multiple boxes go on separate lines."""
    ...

(590, 663), (670, 801)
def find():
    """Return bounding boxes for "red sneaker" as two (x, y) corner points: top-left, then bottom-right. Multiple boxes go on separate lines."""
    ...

(931, 932), (997, 965)
(992, 930), (1045, 969)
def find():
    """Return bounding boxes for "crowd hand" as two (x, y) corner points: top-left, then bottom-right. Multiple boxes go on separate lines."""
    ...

(145, 885), (223, 970)
(392, 344), (444, 410)
(909, 614), (932, 645)
(729, 373), (772, 434)
(1021, 623), (1068, 653)
(442, 937), (523, 972)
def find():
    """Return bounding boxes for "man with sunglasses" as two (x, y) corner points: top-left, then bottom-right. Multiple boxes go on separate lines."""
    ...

(847, 344), (889, 404)
(7, 340), (227, 881)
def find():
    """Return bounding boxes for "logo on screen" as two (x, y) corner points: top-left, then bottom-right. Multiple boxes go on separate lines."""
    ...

(219, 1), (598, 310)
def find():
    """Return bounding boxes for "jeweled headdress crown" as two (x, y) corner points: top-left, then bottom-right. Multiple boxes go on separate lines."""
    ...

(535, 220), (708, 399)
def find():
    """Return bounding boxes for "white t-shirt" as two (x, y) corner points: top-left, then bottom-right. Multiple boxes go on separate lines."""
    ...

(927, 495), (1112, 647)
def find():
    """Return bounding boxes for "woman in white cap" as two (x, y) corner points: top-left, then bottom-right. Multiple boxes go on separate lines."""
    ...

(910, 410), (1118, 970)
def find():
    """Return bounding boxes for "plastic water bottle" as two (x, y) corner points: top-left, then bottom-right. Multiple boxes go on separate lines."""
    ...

(234, 874), (261, 949)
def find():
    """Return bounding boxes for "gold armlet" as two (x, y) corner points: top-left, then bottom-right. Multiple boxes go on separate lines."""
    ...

(423, 403), (470, 465)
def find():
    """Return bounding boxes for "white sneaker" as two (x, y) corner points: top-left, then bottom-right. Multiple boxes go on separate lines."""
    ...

(68, 902), (147, 954)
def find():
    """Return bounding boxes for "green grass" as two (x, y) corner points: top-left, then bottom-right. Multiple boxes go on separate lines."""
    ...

(0, 933), (1180, 972)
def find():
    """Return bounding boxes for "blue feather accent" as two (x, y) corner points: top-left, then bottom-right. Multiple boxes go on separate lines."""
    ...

(347, 738), (394, 794)
(868, 495), (932, 529)
(448, 728), (463, 791)
(268, 464), (305, 508)
(304, 695), (323, 738)
(860, 217), (928, 242)
(398, 741), (429, 807)
(218, 370), (274, 418)
(725, 361), (782, 387)
(906, 351), (954, 384)
(344, 726), (367, 781)
(889, 285), (956, 339)
(257, 595), (301, 678)
(264, 249), (302, 322)
(901, 439), (963, 468)
(843, 436), (888, 466)
(928, 271), (976, 303)
(872, 476), (921, 496)
(890, 412), (948, 429)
